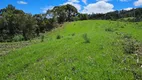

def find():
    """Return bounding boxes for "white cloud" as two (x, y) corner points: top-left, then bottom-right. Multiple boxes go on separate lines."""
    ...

(68, 0), (79, 3)
(120, 0), (132, 2)
(81, 1), (114, 14)
(120, 0), (128, 2)
(123, 7), (133, 10)
(62, 0), (81, 11)
(41, 6), (53, 13)
(41, 0), (81, 13)
(41, 0), (115, 14)
(82, 0), (87, 4)
(97, 0), (130, 2)
(17, 1), (28, 4)
(96, 0), (110, 2)
(134, 0), (142, 6)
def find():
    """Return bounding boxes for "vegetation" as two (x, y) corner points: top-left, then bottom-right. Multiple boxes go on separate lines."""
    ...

(0, 4), (89, 42)
(89, 8), (142, 21)
(82, 33), (90, 43)
(0, 5), (37, 41)
(0, 20), (142, 79)
(41, 35), (44, 42)
(0, 4), (142, 80)
(56, 34), (61, 39)
(1, 4), (142, 42)
(47, 4), (78, 23)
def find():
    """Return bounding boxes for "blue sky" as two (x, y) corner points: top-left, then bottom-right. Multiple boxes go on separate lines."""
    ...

(0, 0), (142, 14)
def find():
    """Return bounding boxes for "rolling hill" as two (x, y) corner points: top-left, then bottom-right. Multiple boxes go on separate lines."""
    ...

(0, 20), (142, 80)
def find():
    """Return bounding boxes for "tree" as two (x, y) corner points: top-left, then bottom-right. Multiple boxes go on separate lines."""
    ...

(65, 4), (78, 21)
(33, 14), (54, 33)
(46, 4), (78, 23)
(21, 14), (37, 40)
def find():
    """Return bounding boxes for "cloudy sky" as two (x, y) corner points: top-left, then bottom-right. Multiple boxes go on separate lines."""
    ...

(0, 0), (142, 14)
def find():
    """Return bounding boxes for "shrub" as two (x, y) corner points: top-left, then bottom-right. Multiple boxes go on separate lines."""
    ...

(123, 39), (139, 54)
(56, 35), (61, 39)
(82, 33), (90, 43)
(12, 35), (24, 42)
(121, 26), (124, 28)
(105, 28), (114, 32)
(41, 35), (44, 42)
(123, 34), (132, 39)
(72, 33), (75, 36)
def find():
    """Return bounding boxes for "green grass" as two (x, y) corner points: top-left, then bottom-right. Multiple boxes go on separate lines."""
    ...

(0, 20), (142, 80)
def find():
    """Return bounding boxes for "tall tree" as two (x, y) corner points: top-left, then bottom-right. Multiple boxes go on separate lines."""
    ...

(46, 4), (78, 23)
(65, 4), (78, 21)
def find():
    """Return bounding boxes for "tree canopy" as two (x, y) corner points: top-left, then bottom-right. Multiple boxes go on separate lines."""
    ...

(0, 5), (54, 42)
(46, 4), (78, 23)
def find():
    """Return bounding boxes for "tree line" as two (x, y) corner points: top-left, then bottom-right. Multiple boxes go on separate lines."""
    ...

(89, 8), (142, 21)
(0, 4), (89, 42)
(0, 4), (142, 42)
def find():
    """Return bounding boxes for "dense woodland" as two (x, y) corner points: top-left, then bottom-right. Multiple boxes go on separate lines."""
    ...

(0, 4), (142, 42)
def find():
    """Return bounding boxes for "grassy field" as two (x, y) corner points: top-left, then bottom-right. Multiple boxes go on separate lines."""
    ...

(0, 20), (142, 80)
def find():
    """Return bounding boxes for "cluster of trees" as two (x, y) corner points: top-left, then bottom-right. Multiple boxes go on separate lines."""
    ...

(46, 4), (88, 23)
(89, 8), (142, 21)
(0, 5), (55, 42)
(0, 4), (89, 42)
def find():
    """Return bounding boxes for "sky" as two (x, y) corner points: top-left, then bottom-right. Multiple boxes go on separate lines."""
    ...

(0, 0), (142, 14)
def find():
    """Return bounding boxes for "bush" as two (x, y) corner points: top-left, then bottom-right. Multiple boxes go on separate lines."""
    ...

(123, 39), (139, 54)
(82, 33), (90, 43)
(41, 35), (44, 42)
(105, 28), (114, 32)
(72, 33), (75, 36)
(12, 35), (24, 42)
(123, 34), (132, 39)
(56, 35), (61, 39)
(121, 26), (124, 28)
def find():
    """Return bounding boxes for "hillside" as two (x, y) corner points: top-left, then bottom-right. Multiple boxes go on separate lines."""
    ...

(0, 20), (142, 80)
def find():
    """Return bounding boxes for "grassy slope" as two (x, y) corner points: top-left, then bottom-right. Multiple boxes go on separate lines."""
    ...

(0, 20), (142, 80)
